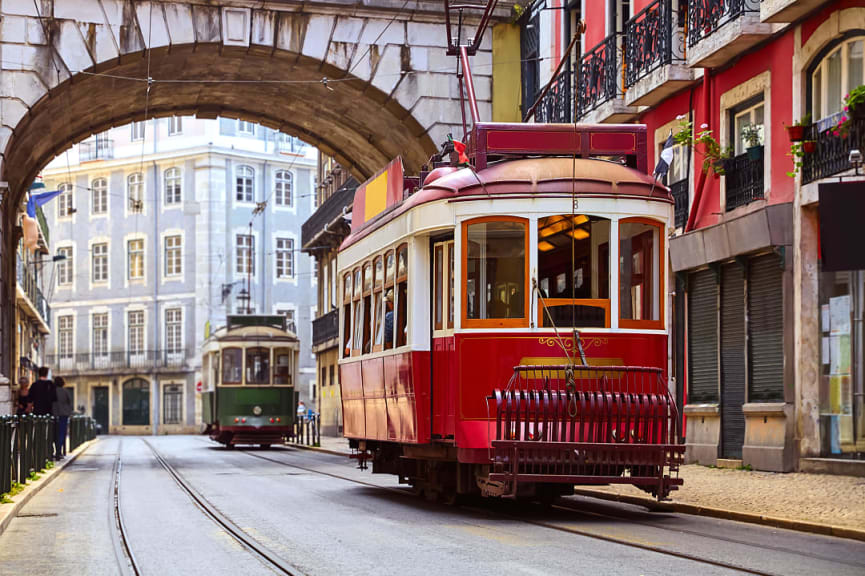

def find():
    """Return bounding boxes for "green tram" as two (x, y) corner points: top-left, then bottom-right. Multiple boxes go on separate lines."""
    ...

(201, 315), (299, 447)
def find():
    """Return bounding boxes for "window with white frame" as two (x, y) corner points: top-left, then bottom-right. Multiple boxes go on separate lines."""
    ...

(164, 168), (182, 205)
(163, 384), (183, 425)
(812, 37), (865, 122)
(275, 238), (294, 278)
(56, 247), (73, 286)
(236, 166), (254, 202)
(128, 310), (144, 355)
(59, 315), (74, 358)
(164, 235), (182, 277)
(92, 243), (108, 283)
(128, 173), (143, 213)
(274, 170), (293, 206)
(92, 313), (109, 357)
(91, 177), (108, 215)
(237, 120), (255, 135)
(236, 234), (254, 275)
(131, 121), (145, 141)
(58, 183), (74, 217)
(128, 239), (144, 280)
(732, 98), (765, 156)
(276, 308), (296, 333)
(165, 308), (182, 353)
(168, 116), (182, 136)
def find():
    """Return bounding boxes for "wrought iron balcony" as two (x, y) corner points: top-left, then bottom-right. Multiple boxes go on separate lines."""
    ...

(533, 67), (573, 123)
(688, 0), (760, 48)
(46, 349), (191, 374)
(16, 259), (50, 328)
(301, 178), (356, 248)
(576, 34), (621, 119)
(725, 151), (764, 210)
(79, 137), (114, 161)
(670, 178), (689, 229)
(312, 309), (339, 348)
(802, 115), (865, 184)
(625, 0), (685, 88)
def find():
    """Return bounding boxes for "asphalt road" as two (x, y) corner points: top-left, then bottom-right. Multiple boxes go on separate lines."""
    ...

(1, 435), (863, 576)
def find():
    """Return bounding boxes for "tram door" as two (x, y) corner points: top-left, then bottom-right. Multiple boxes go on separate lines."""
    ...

(431, 239), (456, 439)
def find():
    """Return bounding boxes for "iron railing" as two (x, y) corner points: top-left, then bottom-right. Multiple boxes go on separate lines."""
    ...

(301, 178), (356, 247)
(625, 0), (686, 88)
(46, 349), (192, 374)
(79, 137), (114, 161)
(725, 151), (764, 210)
(670, 178), (689, 229)
(802, 115), (865, 184)
(312, 309), (339, 347)
(688, 0), (759, 48)
(534, 67), (573, 123)
(1, 415), (54, 496)
(577, 33), (622, 118)
(16, 259), (50, 328)
(291, 413), (321, 447)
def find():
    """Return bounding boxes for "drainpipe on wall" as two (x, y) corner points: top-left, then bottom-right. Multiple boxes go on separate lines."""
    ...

(685, 69), (712, 233)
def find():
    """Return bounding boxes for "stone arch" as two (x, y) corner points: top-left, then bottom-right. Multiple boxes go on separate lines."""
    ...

(0, 2), (491, 208)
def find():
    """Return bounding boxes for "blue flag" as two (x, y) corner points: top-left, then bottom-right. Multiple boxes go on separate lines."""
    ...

(654, 132), (674, 180)
(26, 190), (62, 218)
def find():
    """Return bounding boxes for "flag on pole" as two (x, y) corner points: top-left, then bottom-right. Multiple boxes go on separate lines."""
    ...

(654, 131), (674, 181)
(26, 190), (62, 218)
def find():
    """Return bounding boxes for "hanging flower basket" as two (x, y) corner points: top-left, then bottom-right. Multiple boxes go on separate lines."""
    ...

(802, 140), (817, 154)
(786, 125), (805, 142)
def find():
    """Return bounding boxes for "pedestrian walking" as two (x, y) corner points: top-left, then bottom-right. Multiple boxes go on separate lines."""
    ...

(29, 366), (56, 416)
(52, 376), (73, 460)
(16, 376), (33, 415)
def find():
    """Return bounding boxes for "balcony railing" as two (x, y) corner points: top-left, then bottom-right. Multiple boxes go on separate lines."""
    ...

(16, 259), (50, 328)
(46, 349), (191, 374)
(725, 151), (764, 210)
(670, 178), (689, 229)
(802, 115), (865, 184)
(576, 34), (621, 118)
(79, 138), (114, 161)
(534, 67), (573, 123)
(301, 178), (356, 248)
(312, 309), (339, 347)
(625, 0), (685, 88)
(688, 0), (759, 48)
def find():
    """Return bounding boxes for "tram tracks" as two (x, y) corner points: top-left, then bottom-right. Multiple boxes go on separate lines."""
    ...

(110, 440), (141, 576)
(235, 446), (862, 576)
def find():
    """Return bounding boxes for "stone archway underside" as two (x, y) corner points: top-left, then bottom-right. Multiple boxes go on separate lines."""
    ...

(5, 44), (438, 207)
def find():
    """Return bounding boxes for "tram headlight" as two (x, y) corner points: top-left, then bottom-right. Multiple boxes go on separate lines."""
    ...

(253, 405), (263, 416)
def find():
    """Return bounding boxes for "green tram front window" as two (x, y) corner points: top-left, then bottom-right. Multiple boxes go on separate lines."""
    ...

(274, 348), (292, 385)
(246, 347), (271, 384)
(222, 347), (242, 385)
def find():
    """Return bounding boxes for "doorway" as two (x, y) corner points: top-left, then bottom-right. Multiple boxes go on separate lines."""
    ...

(92, 386), (109, 434)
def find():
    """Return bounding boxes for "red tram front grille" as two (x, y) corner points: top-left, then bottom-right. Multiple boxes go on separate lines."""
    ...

(487, 365), (684, 500)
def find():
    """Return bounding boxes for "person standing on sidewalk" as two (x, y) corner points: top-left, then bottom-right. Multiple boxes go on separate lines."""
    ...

(52, 376), (73, 460)
(29, 366), (56, 416)
(16, 376), (33, 415)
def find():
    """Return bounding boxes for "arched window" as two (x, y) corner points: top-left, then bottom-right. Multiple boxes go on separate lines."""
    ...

(122, 378), (150, 426)
(810, 35), (865, 122)
(236, 165), (254, 202)
(274, 170), (293, 207)
(57, 182), (74, 217)
(164, 168), (182, 205)
(91, 177), (108, 215)
(128, 172), (143, 213)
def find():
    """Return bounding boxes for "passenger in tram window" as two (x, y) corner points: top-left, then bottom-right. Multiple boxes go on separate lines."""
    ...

(383, 289), (394, 348)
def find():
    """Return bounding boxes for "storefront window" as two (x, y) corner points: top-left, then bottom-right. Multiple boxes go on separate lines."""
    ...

(464, 218), (527, 327)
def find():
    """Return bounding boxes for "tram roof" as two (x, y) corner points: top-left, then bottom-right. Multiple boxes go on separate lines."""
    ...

(342, 156), (671, 249)
(206, 324), (299, 344)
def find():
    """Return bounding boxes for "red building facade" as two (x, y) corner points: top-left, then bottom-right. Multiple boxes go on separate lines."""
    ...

(523, 0), (865, 471)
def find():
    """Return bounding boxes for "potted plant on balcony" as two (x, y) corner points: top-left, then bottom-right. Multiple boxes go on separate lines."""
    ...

(742, 123), (764, 161)
(831, 85), (865, 137)
(672, 117), (732, 176)
(785, 113), (810, 142)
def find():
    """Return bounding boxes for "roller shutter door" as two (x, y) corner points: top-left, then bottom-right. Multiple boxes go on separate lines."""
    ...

(748, 254), (784, 402)
(721, 263), (746, 459)
(688, 269), (718, 403)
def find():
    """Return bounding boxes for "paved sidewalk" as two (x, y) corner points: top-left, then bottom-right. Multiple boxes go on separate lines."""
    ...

(302, 436), (865, 535)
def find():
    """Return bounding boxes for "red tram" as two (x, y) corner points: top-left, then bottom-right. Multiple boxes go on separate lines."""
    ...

(336, 121), (684, 501)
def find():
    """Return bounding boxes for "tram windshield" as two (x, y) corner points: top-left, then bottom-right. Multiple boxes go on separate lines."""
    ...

(537, 215), (611, 328)
(246, 347), (270, 384)
(222, 348), (242, 385)
(465, 219), (526, 324)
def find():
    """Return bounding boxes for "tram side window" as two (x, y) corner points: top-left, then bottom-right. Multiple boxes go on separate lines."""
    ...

(373, 256), (384, 350)
(342, 273), (352, 358)
(464, 219), (527, 326)
(396, 244), (408, 347)
(274, 348), (292, 385)
(362, 263), (372, 353)
(384, 251), (395, 350)
(352, 268), (363, 354)
(619, 220), (662, 327)
(222, 348), (242, 385)
(537, 215), (610, 328)
(246, 347), (270, 384)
